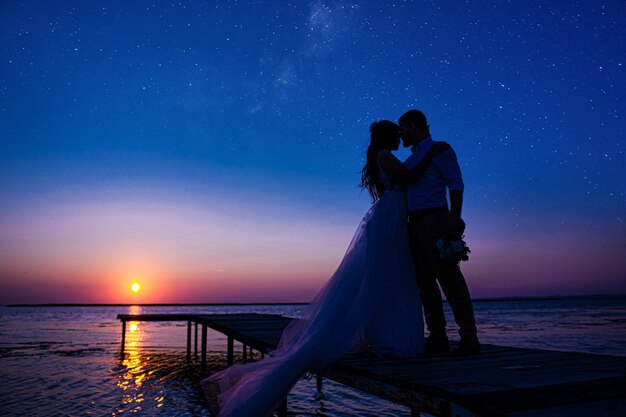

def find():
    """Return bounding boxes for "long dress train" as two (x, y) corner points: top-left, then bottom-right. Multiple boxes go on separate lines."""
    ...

(201, 183), (423, 416)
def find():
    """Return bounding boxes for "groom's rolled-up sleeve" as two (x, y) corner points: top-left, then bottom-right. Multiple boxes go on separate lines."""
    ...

(435, 148), (464, 191)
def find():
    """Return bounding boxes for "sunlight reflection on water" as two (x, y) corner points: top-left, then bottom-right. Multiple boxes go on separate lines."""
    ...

(118, 317), (148, 413)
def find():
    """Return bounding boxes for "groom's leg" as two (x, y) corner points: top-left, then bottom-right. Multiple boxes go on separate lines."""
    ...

(436, 264), (477, 338)
(425, 210), (477, 338)
(408, 216), (446, 337)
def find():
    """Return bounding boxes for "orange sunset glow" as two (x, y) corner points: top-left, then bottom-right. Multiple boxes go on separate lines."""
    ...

(1, 190), (625, 305)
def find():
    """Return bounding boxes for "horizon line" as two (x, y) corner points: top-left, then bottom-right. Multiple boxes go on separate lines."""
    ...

(5, 294), (626, 307)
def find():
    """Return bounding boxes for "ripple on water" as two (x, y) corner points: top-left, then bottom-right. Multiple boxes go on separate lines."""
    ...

(0, 344), (211, 416)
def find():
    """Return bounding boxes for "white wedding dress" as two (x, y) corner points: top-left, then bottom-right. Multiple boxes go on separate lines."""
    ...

(202, 167), (424, 416)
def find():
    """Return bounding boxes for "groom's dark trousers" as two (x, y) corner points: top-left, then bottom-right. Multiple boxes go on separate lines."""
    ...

(408, 207), (477, 338)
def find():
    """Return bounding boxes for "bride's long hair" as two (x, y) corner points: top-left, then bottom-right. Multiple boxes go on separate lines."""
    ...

(360, 120), (399, 202)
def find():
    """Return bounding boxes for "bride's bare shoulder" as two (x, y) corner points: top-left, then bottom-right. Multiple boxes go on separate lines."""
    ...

(376, 149), (398, 164)
(376, 149), (405, 173)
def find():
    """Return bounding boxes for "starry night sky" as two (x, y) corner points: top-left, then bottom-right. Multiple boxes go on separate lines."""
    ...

(1, 1), (625, 303)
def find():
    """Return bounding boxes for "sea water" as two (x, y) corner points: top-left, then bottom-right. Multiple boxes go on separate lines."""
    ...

(1, 296), (625, 416)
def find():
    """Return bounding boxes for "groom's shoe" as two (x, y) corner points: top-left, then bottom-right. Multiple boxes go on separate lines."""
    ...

(452, 335), (481, 356)
(424, 335), (450, 354)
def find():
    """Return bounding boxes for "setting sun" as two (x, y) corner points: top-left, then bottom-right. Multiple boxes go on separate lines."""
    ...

(130, 282), (141, 294)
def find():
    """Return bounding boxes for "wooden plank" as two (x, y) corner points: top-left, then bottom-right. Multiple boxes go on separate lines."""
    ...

(508, 397), (626, 417)
(465, 376), (626, 414)
(326, 365), (501, 417)
(331, 349), (626, 393)
(117, 313), (192, 321)
(327, 350), (626, 416)
(195, 317), (289, 353)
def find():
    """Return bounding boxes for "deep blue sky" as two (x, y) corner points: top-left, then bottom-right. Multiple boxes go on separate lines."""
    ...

(1, 1), (625, 303)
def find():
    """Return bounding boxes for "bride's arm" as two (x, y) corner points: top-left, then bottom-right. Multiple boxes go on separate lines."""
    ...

(377, 142), (450, 183)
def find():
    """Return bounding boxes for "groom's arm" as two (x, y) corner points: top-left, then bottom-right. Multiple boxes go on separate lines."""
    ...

(448, 190), (466, 235)
(436, 147), (466, 234)
(449, 189), (463, 218)
(378, 144), (450, 184)
(377, 150), (430, 183)
(449, 189), (465, 234)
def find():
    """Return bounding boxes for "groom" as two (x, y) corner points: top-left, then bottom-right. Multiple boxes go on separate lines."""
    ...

(399, 109), (480, 356)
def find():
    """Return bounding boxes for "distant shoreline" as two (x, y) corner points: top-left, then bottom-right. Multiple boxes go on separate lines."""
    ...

(5, 294), (625, 307)
(4, 302), (309, 307)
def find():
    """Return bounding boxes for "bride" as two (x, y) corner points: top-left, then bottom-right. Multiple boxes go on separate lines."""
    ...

(202, 120), (449, 416)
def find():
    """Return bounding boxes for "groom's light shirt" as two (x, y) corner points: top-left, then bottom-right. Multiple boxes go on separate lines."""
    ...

(404, 136), (464, 213)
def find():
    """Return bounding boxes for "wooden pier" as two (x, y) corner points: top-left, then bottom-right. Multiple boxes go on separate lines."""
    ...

(117, 313), (626, 416)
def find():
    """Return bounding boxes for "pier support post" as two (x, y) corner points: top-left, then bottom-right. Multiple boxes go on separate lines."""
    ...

(194, 322), (198, 359)
(186, 320), (192, 362)
(411, 407), (421, 417)
(243, 344), (247, 363)
(316, 374), (323, 392)
(227, 336), (234, 366)
(121, 320), (126, 353)
(201, 324), (208, 376)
